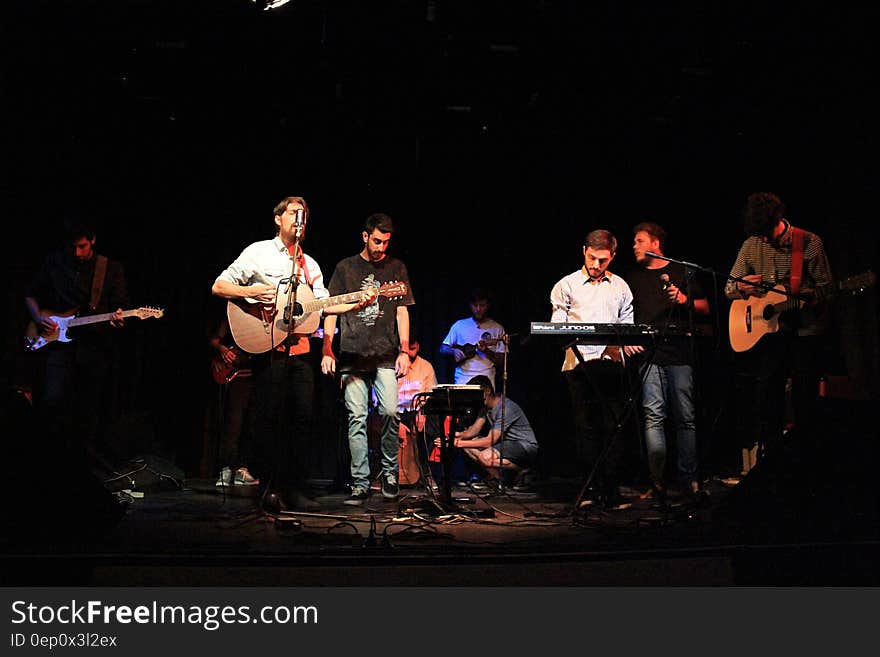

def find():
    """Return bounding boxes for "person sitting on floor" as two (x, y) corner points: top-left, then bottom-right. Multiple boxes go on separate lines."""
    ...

(436, 375), (538, 487)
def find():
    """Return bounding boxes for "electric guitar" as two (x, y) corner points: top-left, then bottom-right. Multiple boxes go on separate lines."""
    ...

(227, 281), (408, 354)
(210, 346), (252, 385)
(728, 271), (875, 352)
(24, 306), (165, 351)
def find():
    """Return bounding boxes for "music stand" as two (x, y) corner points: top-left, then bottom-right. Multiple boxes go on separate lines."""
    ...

(419, 384), (485, 511)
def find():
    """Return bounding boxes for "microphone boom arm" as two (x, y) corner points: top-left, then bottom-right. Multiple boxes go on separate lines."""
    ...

(643, 251), (798, 299)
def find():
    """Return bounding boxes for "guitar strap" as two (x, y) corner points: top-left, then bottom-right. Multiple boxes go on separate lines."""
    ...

(287, 244), (314, 286)
(278, 246), (314, 356)
(90, 255), (108, 311)
(789, 227), (805, 295)
(296, 251), (314, 286)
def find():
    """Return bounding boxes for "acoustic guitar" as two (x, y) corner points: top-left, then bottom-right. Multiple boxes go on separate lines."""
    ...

(728, 271), (875, 352)
(227, 281), (408, 354)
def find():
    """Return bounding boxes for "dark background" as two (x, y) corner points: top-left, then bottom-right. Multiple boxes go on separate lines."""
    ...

(3, 1), (877, 479)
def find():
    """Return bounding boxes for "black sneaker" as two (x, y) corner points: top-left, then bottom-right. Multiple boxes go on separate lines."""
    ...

(381, 472), (399, 499)
(652, 481), (669, 509)
(343, 486), (370, 506)
(512, 469), (536, 491)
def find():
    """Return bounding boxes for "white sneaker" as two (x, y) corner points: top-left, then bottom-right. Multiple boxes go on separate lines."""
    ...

(234, 467), (259, 486)
(215, 466), (233, 487)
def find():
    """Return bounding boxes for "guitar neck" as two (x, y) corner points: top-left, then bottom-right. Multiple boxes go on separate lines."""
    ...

(68, 309), (141, 327)
(300, 290), (368, 313)
(771, 296), (804, 314)
(772, 281), (840, 312)
(452, 336), (503, 350)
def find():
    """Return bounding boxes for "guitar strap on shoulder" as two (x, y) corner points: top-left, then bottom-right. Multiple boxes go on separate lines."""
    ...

(287, 244), (314, 287)
(296, 251), (314, 287)
(90, 255), (108, 311)
(789, 227), (805, 295)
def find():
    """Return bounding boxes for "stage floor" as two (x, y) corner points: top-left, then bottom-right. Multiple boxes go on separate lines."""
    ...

(4, 449), (878, 586)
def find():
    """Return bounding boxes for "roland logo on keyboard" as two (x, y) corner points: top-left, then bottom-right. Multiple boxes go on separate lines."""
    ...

(529, 322), (656, 334)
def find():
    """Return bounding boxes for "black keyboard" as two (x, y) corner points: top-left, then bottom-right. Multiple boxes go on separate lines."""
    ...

(531, 321), (658, 334)
(530, 322), (655, 340)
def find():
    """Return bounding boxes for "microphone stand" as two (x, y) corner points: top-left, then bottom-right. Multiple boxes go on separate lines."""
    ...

(643, 252), (800, 300)
(496, 334), (509, 492)
(283, 224), (305, 338)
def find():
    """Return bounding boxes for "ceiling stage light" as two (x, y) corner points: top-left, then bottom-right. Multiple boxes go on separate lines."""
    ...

(253, 0), (293, 10)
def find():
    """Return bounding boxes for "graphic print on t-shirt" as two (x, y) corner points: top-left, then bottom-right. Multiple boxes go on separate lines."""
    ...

(357, 274), (383, 327)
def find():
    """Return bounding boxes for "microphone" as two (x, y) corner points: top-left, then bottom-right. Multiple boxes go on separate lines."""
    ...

(660, 273), (671, 291)
(644, 251), (665, 260)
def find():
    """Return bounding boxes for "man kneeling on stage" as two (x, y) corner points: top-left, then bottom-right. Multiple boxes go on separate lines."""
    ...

(436, 375), (539, 485)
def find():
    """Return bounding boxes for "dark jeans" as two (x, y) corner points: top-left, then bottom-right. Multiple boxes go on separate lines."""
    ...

(38, 342), (114, 466)
(251, 352), (315, 492)
(640, 363), (698, 489)
(564, 359), (632, 497)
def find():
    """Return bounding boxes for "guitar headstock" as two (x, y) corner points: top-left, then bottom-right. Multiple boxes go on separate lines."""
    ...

(134, 306), (165, 320)
(839, 271), (876, 295)
(378, 281), (408, 299)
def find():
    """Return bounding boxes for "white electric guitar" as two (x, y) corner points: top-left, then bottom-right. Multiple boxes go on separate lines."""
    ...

(24, 306), (165, 351)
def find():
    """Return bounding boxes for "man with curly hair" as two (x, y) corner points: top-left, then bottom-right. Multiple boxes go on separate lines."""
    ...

(724, 192), (833, 471)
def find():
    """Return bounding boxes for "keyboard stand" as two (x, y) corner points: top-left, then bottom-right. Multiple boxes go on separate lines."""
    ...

(565, 339), (637, 512)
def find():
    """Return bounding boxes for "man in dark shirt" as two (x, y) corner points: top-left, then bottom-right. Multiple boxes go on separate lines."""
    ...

(24, 216), (129, 467)
(624, 222), (710, 503)
(321, 213), (415, 505)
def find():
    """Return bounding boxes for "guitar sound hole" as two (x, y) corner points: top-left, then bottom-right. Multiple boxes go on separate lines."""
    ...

(762, 305), (777, 320)
(282, 302), (304, 324)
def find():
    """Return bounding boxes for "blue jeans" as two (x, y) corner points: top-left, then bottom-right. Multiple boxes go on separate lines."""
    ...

(342, 368), (399, 490)
(641, 363), (697, 488)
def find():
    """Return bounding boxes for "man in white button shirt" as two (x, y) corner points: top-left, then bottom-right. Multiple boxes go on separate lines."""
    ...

(212, 196), (367, 513)
(550, 229), (634, 511)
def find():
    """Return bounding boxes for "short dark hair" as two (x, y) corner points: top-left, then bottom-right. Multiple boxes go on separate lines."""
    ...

(469, 287), (490, 304)
(63, 215), (96, 242)
(743, 192), (786, 237)
(585, 229), (617, 254)
(467, 375), (495, 395)
(633, 221), (667, 252)
(365, 212), (394, 234)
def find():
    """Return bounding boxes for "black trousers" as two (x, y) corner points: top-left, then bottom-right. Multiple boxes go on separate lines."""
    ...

(734, 332), (825, 451)
(250, 352), (315, 492)
(216, 374), (256, 471)
(564, 360), (632, 497)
